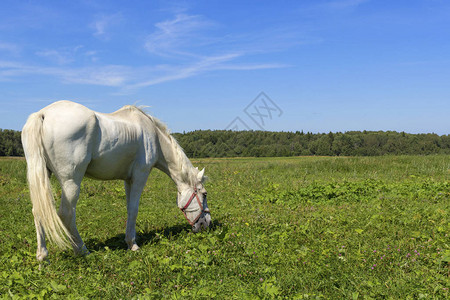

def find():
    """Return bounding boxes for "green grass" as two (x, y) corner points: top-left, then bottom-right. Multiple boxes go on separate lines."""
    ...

(0, 156), (449, 299)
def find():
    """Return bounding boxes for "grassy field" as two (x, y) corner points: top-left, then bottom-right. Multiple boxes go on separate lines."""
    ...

(0, 155), (449, 299)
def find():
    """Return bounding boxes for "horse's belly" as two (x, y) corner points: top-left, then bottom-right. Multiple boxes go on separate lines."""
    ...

(86, 152), (136, 180)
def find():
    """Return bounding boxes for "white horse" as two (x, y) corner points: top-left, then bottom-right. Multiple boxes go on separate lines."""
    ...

(21, 100), (211, 261)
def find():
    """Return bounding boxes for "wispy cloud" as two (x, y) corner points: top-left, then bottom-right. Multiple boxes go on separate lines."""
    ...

(137, 12), (296, 88)
(129, 53), (241, 88)
(0, 10), (298, 89)
(91, 13), (123, 39)
(0, 60), (129, 86)
(128, 56), (291, 89)
(59, 65), (130, 86)
(144, 10), (322, 59)
(35, 46), (99, 65)
(145, 13), (214, 58)
(36, 49), (75, 65)
(0, 56), (287, 90)
(0, 42), (20, 56)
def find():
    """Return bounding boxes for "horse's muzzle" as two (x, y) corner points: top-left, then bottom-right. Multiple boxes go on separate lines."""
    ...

(192, 212), (211, 233)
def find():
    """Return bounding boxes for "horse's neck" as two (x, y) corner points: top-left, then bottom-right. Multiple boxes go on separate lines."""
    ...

(155, 130), (194, 191)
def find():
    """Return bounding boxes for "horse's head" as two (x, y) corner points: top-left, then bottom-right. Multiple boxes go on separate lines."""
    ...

(177, 168), (211, 232)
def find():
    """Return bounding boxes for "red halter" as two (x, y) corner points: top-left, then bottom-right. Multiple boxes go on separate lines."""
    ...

(180, 188), (209, 226)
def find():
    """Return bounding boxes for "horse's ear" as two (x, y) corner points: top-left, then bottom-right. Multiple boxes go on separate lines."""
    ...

(197, 168), (205, 181)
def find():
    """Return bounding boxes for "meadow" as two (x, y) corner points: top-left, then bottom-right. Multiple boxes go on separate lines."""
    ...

(0, 155), (448, 299)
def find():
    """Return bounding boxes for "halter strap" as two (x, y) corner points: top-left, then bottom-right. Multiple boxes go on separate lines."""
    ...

(180, 188), (209, 225)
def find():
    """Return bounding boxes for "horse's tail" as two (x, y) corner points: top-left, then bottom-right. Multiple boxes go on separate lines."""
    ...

(22, 112), (72, 249)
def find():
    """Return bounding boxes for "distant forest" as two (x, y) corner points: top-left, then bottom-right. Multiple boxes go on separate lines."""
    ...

(2, 128), (448, 158)
(173, 130), (450, 157)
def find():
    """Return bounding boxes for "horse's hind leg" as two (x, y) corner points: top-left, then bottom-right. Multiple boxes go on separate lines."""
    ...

(33, 214), (48, 261)
(58, 177), (89, 256)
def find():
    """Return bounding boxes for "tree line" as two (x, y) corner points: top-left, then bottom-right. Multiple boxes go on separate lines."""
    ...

(172, 130), (450, 157)
(0, 128), (449, 158)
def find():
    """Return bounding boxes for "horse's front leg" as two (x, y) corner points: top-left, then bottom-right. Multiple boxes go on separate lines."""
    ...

(124, 176), (148, 251)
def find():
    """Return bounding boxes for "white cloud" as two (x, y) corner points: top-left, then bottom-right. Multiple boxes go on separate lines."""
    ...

(126, 54), (289, 89)
(0, 60), (129, 86)
(0, 61), (41, 79)
(145, 13), (214, 57)
(0, 42), (20, 55)
(35, 46), (100, 65)
(84, 50), (99, 62)
(0, 56), (286, 89)
(136, 12), (294, 88)
(91, 13), (123, 39)
(59, 65), (129, 86)
(129, 53), (241, 88)
(36, 49), (74, 65)
(0, 10), (296, 89)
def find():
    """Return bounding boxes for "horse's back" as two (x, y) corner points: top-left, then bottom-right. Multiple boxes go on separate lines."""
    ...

(39, 101), (99, 177)
(32, 101), (156, 181)
(41, 101), (98, 138)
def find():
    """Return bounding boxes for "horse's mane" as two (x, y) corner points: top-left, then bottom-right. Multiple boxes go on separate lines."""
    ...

(121, 105), (196, 184)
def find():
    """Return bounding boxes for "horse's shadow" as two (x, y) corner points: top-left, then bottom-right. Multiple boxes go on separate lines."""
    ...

(85, 220), (222, 252)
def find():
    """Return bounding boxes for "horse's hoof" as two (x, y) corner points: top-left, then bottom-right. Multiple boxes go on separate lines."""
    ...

(36, 249), (49, 262)
(37, 254), (47, 262)
(130, 244), (140, 251)
(74, 245), (90, 256)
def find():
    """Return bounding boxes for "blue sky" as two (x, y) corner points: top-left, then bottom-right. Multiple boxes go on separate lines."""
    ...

(1, 0), (449, 134)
